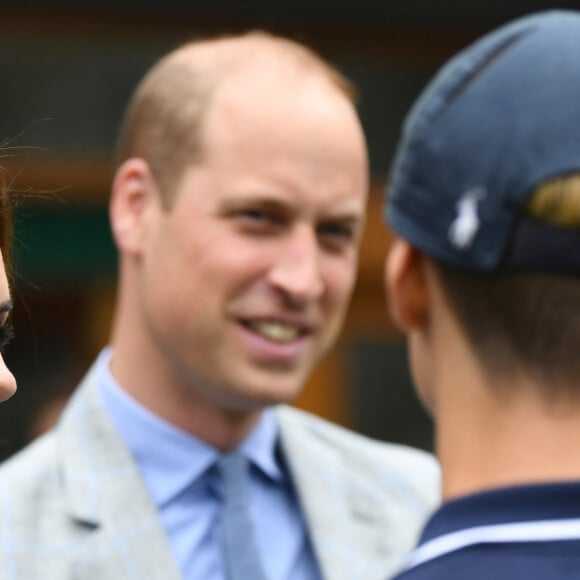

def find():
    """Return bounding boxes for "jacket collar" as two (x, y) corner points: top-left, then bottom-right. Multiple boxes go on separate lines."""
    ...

(57, 364), (183, 580)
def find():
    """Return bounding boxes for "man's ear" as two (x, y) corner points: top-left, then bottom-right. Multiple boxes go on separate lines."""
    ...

(384, 238), (429, 333)
(109, 158), (158, 255)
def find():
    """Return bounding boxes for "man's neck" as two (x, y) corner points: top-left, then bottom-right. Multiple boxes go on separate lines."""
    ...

(436, 376), (580, 500)
(107, 342), (263, 451)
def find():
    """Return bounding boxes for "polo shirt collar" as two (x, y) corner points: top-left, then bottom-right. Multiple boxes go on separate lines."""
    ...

(421, 481), (580, 544)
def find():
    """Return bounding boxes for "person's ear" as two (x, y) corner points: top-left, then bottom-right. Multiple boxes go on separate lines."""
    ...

(384, 238), (429, 332)
(109, 158), (158, 255)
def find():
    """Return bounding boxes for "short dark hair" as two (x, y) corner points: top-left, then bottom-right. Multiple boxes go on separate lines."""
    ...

(433, 261), (580, 399)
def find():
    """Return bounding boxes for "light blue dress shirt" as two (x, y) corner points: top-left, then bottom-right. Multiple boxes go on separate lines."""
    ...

(95, 348), (321, 580)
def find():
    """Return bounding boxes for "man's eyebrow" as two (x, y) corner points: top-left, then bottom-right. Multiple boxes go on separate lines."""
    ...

(219, 195), (290, 209)
(320, 212), (365, 230)
(322, 213), (362, 223)
(0, 301), (13, 315)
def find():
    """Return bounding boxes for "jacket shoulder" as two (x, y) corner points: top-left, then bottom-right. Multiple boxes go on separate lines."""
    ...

(0, 432), (70, 553)
(0, 430), (60, 486)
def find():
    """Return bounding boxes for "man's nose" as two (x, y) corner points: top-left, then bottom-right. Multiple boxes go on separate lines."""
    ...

(267, 227), (324, 304)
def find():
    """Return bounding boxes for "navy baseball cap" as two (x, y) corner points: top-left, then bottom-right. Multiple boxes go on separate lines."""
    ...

(386, 10), (580, 274)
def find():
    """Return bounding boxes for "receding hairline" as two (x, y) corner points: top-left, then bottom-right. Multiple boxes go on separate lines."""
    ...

(115, 31), (357, 204)
(165, 31), (356, 102)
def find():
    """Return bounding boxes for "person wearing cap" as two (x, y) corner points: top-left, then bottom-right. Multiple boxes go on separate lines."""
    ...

(0, 31), (439, 580)
(384, 10), (580, 580)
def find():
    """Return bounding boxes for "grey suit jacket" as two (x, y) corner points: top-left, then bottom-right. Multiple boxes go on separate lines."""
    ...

(0, 364), (439, 579)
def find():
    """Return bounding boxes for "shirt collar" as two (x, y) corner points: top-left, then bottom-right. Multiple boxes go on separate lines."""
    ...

(420, 481), (580, 546)
(237, 407), (283, 483)
(95, 347), (283, 507)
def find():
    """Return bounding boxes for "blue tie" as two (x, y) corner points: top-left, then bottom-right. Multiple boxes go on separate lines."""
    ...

(217, 452), (267, 580)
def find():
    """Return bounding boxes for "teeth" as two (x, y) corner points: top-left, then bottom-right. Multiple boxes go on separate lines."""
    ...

(248, 321), (300, 343)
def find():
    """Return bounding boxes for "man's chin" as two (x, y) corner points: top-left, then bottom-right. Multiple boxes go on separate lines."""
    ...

(223, 376), (307, 412)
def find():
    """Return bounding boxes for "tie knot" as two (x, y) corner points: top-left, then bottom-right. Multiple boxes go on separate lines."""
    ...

(215, 452), (251, 504)
(217, 452), (248, 481)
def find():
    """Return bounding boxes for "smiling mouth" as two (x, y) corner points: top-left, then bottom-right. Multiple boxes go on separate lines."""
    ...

(245, 320), (304, 343)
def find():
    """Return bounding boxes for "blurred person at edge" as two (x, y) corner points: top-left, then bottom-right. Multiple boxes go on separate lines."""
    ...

(0, 172), (17, 404)
(0, 31), (438, 580)
(385, 10), (580, 580)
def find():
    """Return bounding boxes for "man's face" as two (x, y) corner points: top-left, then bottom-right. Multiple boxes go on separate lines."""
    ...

(137, 72), (368, 413)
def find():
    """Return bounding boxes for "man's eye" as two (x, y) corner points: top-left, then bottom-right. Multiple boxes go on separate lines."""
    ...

(237, 208), (286, 229)
(319, 223), (354, 241)
(241, 209), (269, 222)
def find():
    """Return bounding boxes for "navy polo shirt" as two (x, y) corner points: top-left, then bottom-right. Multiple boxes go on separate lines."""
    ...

(392, 482), (580, 579)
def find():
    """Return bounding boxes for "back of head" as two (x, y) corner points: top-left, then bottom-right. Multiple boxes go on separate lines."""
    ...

(385, 10), (580, 393)
(116, 31), (354, 207)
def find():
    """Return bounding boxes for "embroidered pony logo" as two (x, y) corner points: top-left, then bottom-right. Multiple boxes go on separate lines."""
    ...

(448, 187), (487, 250)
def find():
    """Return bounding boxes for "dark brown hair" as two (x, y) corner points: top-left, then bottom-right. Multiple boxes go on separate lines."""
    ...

(0, 169), (12, 279)
(434, 262), (580, 398)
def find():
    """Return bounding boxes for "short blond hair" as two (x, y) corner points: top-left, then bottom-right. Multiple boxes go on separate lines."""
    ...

(116, 31), (355, 207)
(525, 174), (580, 227)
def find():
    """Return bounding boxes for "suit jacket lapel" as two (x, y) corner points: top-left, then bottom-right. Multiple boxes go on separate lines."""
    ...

(277, 406), (412, 580)
(277, 406), (357, 580)
(58, 366), (183, 580)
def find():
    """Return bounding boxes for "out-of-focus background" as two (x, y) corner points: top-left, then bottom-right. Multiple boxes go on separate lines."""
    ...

(0, 0), (572, 459)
